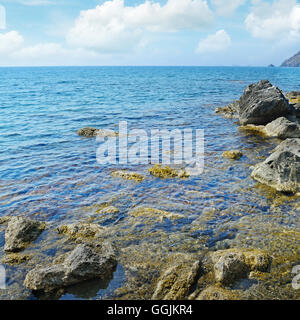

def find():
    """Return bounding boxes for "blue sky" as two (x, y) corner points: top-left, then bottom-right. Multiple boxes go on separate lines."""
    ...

(0, 0), (299, 66)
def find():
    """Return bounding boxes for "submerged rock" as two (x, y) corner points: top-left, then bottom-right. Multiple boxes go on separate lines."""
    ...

(211, 248), (271, 285)
(24, 242), (117, 292)
(97, 206), (119, 215)
(4, 217), (45, 253)
(78, 127), (118, 138)
(251, 138), (300, 193)
(265, 117), (300, 139)
(196, 285), (239, 300)
(57, 223), (104, 241)
(152, 259), (200, 300)
(111, 170), (145, 182)
(222, 150), (243, 160)
(1, 253), (31, 265)
(149, 164), (189, 179)
(129, 207), (183, 221)
(238, 80), (292, 125)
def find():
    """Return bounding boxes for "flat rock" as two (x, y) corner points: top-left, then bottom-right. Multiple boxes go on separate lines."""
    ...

(4, 217), (45, 252)
(265, 117), (300, 139)
(238, 80), (292, 125)
(111, 170), (145, 182)
(251, 138), (300, 193)
(24, 242), (117, 292)
(57, 223), (104, 240)
(222, 150), (243, 160)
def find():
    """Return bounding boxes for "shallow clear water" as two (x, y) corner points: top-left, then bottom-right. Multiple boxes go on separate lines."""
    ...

(0, 67), (299, 300)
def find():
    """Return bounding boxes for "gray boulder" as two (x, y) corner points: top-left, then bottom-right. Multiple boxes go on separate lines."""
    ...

(4, 217), (45, 252)
(251, 138), (300, 193)
(265, 117), (300, 139)
(24, 243), (117, 292)
(238, 80), (292, 125)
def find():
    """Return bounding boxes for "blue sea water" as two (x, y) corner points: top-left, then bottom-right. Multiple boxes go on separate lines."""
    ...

(0, 66), (299, 300)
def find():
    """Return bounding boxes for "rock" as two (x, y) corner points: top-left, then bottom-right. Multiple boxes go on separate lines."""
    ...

(0, 216), (11, 225)
(251, 138), (300, 193)
(222, 150), (243, 160)
(293, 103), (300, 118)
(1, 253), (31, 265)
(238, 80), (292, 125)
(129, 207), (183, 221)
(149, 164), (189, 179)
(268, 64), (275, 68)
(281, 51), (300, 67)
(24, 242), (117, 292)
(265, 117), (300, 139)
(215, 102), (239, 119)
(239, 124), (266, 136)
(211, 249), (271, 285)
(57, 223), (104, 240)
(78, 127), (118, 138)
(196, 285), (238, 300)
(152, 260), (200, 300)
(111, 170), (145, 182)
(4, 217), (45, 252)
(97, 206), (120, 215)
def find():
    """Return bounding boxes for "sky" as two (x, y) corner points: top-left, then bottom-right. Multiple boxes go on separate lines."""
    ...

(0, 0), (299, 66)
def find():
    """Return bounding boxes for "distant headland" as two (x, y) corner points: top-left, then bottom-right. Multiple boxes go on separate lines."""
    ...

(281, 51), (300, 67)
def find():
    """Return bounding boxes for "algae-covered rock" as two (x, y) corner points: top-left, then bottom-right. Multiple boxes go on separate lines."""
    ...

(251, 138), (300, 193)
(97, 206), (120, 215)
(57, 223), (104, 241)
(152, 259), (200, 300)
(24, 242), (117, 292)
(238, 80), (292, 125)
(0, 216), (11, 225)
(265, 117), (300, 139)
(149, 164), (189, 179)
(4, 217), (45, 253)
(211, 248), (271, 285)
(78, 127), (118, 138)
(129, 207), (183, 221)
(1, 253), (31, 265)
(239, 124), (266, 136)
(196, 285), (239, 300)
(222, 150), (243, 160)
(111, 170), (145, 182)
(215, 101), (239, 119)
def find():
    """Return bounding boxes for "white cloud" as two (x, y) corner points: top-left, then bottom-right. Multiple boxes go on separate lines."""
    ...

(67, 0), (214, 52)
(196, 29), (231, 54)
(211, 0), (246, 16)
(245, 0), (300, 41)
(0, 31), (24, 54)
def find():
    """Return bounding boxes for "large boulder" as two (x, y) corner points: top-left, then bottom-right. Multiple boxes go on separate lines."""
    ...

(238, 80), (292, 125)
(4, 217), (45, 252)
(24, 242), (117, 292)
(251, 138), (300, 193)
(265, 117), (300, 139)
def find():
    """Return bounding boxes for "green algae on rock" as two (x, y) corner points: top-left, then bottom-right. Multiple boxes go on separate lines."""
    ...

(111, 170), (145, 182)
(96, 206), (120, 215)
(149, 164), (189, 179)
(57, 223), (104, 241)
(222, 150), (243, 160)
(1, 253), (31, 265)
(129, 207), (183, 221)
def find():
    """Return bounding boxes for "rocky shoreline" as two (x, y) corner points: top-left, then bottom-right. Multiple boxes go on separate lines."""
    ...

(0, 79), (299, 300)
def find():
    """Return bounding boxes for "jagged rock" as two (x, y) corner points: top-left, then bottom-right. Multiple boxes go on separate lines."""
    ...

(111, 170), (145, 182)
(152, 259), (200, 300)
(211, 249), (271, 285)
(196, 286), (238, 300)
(57, 223), (104, 240)
(0, 216), (11, 225)
(78, 127), (118, 138)
(265, 117), (300, 139)
(24, 243), (117, 292)
(222, 150), (243, 160)
(251, 138), (300, 193)
(238, 80), (292, 125)
(215, 101), (239, 119)
(4, 217), (45, 252)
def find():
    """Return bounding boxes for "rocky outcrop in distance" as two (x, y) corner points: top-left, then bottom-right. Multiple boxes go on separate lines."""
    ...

(281, 51), (300, 67)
